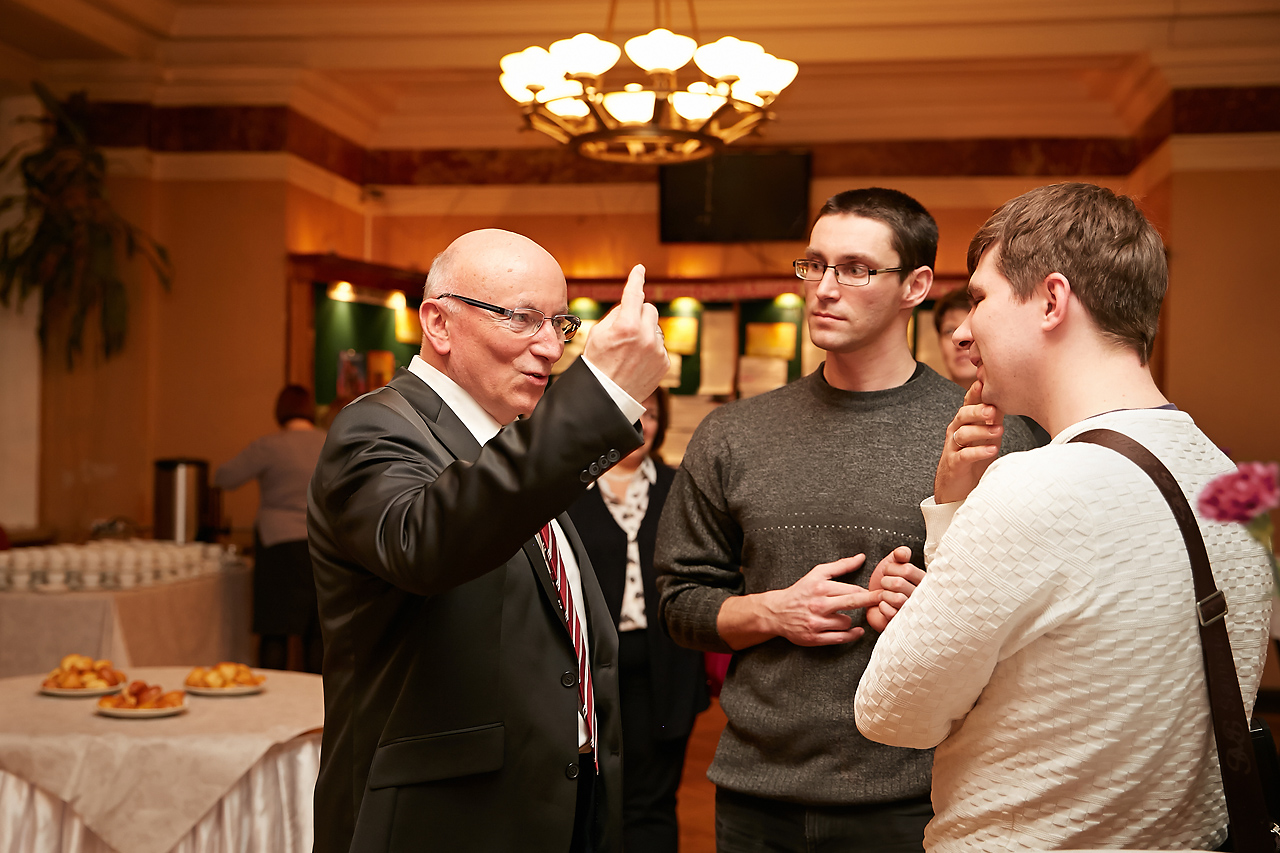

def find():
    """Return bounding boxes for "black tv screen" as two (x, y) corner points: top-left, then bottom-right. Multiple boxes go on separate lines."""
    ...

(660, 149), (811, 243)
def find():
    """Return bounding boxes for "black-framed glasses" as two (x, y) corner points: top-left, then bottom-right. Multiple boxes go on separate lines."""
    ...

(793, 259), (904, 287)
(439, 293), (582, 342)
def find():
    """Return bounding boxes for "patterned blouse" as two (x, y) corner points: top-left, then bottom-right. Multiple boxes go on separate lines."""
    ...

(597, 455), (656, 632)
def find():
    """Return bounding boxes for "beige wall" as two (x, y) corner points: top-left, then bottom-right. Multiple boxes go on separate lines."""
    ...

(1164, 169), (1280, 467)
(38, 178), (293, 540)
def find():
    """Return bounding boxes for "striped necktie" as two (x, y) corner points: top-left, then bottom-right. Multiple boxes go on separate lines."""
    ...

(538, 522), (596, 763)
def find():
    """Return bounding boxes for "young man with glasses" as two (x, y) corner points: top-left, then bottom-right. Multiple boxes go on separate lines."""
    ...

(309, 228), (670, 853)
(855, 183), (1272, 851)
(656, 188), (1036, 852)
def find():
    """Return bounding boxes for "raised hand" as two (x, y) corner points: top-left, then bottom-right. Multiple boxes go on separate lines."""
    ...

(582, 264), (669, 402)
(935, 379), (1005, 504)
(866, 546), (925, 632)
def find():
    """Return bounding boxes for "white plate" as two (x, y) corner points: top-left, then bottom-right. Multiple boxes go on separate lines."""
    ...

(96, 702), (188, 719)
(185, 683), (265, 696)
(40, 683), (125, 698)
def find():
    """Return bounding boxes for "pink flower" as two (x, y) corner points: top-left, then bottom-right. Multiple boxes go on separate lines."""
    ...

(1197, 462), (1280, 524)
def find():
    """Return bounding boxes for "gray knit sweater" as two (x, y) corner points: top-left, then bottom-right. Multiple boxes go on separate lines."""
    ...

(656, 363), (1035, 805)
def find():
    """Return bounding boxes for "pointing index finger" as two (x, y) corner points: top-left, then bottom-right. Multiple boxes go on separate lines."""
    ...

(620, 264), (646, 314)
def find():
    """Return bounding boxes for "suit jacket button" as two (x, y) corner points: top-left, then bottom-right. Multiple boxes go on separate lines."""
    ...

(589, 462), (600, 475)
(561, 670), (576, 687)
(607, 449), (620, 463)
(598, 455), (609, 468)
(566, 762), (579, 780)
(580, 470), (592, 483)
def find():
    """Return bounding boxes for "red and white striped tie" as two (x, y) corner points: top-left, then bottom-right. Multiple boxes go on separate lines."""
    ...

(538, 522), (596, 763)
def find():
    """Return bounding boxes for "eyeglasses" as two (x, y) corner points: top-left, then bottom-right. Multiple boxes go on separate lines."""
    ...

(438, 293), (582, 342)
(793, 259), (904, 287)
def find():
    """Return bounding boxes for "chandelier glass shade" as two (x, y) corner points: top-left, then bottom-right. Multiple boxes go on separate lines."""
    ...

(499, 22), (797, 165)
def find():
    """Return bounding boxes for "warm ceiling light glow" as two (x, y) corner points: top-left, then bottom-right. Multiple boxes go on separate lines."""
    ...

(386, 291), (407, 310)
(329, 281), (355, 302)
(497, 3), (796, 164)
(670, 296), (702, 315)
(550, 33), (622, 77)
(624, 28), (696, 73)
(774, 292), (804, 310)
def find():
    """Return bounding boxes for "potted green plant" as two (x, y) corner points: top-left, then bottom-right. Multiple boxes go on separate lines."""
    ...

(0, 81), (172, 367)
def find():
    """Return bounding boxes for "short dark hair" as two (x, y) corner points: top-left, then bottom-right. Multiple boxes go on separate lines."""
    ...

(967, 182), (1167, 364)
(816, 187), (938, 274)
(931, 288), (973, 334)
(649, 387), (669, 458)
(275, 385), (316, 426)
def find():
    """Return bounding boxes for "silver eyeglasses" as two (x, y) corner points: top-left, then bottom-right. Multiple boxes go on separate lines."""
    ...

(439, 293), (583, 342)
(793, 259), (905, 287)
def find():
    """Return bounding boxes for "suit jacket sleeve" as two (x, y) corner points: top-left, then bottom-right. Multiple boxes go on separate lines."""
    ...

(310, 357), (643, 597)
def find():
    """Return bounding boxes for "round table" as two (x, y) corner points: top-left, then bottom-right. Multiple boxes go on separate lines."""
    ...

(0, 666), (323, 853)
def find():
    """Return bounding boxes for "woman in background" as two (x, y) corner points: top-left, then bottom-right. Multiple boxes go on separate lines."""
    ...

(569, 388), (709, 853)
(215, 385), (326, 672)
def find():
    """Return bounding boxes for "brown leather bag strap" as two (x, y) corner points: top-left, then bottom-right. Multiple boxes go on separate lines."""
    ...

(1070, 428), (1276, 852)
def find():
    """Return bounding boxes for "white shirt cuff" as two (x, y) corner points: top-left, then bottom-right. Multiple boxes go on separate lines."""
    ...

(921, 496), (964, 561)
(581, 356), (646, 424)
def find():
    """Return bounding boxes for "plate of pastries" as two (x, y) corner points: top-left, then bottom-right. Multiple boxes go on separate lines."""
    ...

(96, 680), (187, 718)
(183, 662), (267, 696)
(40, 654), (127, 697)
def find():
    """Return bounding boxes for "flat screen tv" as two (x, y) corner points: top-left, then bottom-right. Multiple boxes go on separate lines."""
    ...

(660, 149), (811, 243)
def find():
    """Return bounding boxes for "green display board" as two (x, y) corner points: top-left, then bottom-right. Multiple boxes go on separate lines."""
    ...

(314, 284), (421, 405)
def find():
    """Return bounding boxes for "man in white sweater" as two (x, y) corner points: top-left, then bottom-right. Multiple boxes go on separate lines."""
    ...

(854, 182), (1274, 852)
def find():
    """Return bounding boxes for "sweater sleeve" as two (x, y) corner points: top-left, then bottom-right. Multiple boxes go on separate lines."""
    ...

(654, 416), (742, 654)
(854, 453), (1097, 748)
(214, 437), (267, 490)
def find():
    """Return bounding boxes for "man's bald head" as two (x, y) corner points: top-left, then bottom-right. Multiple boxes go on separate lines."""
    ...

(424, 229), (565, 306)
(417, 229), (570, 424)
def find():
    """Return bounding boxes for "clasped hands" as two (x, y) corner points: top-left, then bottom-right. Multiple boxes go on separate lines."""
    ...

(763, 547), (924, 646)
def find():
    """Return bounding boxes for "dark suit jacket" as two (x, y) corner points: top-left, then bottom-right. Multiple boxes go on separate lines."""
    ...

(308, 360), (643, 853)
(568, 462), (709, 742)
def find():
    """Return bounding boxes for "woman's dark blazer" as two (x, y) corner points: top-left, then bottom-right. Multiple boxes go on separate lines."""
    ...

(569, 460), (710, 741)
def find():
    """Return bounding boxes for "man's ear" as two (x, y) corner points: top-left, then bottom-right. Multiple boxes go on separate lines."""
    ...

(1042, 273), (1071, 332)
(902, 266), (933, 309)
(420, 300), (452, 356)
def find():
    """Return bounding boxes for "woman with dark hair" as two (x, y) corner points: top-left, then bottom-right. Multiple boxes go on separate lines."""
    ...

(569, 388), (709, 852)
(214, 385), (326, 672)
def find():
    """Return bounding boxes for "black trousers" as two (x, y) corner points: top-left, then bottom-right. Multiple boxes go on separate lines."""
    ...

(618, 629), (692, 853)
(715, 787), (933, 853)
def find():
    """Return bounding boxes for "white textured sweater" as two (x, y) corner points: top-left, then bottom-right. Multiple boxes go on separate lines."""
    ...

(855, 408), (1273, 852)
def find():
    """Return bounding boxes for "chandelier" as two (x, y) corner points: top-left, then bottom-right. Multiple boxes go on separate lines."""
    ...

(498, 1), (798, 165)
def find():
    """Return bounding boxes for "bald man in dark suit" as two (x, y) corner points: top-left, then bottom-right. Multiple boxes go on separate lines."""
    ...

(308, 229), (669, 853)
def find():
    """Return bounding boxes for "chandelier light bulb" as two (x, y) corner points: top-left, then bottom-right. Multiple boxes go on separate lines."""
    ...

(624, 27), (697, 73)
(670, 81), (727, 121)
(538, 78), (590, 117)
(499, 46), (566, 101)
(734, 53), (799, 99)
(602, 82), (657, 124)
(693, 36), (764, 82)
(499, 73), (536, 104)
(550, 33), (622, 77)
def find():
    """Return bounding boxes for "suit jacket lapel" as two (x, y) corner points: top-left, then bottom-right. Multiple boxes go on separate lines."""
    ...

(387, 369), (483, 463)
(390, 369), (574, 632)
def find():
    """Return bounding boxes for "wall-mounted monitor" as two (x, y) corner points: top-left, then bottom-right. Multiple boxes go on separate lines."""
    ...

(660, 149), (811, 243)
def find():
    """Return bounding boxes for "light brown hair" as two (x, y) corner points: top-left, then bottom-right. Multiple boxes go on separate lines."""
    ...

(967, 182), (1167, 364)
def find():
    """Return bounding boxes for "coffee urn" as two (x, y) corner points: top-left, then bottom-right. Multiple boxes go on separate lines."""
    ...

(153, 459), (222, 543)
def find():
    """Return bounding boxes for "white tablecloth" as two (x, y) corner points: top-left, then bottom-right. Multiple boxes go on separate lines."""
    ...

(0, 567), (252, 679)
(0, 667), (323, 853)
(0, 733), (319, 853)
